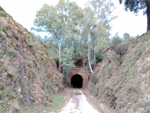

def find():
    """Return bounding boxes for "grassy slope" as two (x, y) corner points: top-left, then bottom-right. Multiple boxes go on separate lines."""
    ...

(88, 32), (150, 113)
(0, 6), (64, 113)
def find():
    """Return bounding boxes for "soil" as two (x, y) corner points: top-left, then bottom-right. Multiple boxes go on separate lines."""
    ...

(58, 88), (118, 113)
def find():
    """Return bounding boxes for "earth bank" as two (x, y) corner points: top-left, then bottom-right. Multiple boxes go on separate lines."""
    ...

(88, 32), (150, 113)
(0, 6), (64, 113)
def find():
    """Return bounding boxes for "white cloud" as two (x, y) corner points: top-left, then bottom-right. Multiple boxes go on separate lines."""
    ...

(110, 1), (147, 37)
(0, 0), (147, 37)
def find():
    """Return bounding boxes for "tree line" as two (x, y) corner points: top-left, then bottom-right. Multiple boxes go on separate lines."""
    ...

(31, 0), (148, 74)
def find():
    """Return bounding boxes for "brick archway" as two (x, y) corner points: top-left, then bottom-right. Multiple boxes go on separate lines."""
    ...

(67, 67), (90, 88)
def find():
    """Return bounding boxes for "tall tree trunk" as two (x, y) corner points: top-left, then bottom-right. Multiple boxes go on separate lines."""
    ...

(147, 2), (150, 31)
(58, 45), (61, 72)
(94, 50), (96, 68)
(93, 44), (96, 68)
(88, 42), (93, 73)
(83, 54), (85, 67)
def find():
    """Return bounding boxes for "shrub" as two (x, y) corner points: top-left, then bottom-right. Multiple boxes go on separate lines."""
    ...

(96, 50), (103, 63)
(111, 52), (121, 63)
(0, 6), (5, 11)
(115, 43), (128, 55)
(91, 74), (99, 85)
(110, 37), (122, 47)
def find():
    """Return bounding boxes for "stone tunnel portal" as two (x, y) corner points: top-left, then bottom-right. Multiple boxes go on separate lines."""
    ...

(71, 74), (83, 88)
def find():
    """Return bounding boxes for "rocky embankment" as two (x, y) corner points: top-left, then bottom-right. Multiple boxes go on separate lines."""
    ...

(0, 6), (64, 112)
(88, 32), (150, 113)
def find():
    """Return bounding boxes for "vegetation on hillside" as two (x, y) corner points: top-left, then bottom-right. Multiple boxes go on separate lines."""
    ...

(88, 32), (150, 112)
(32, 0), (116, 74)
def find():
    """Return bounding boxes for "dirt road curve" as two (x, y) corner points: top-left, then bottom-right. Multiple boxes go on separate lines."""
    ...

(59, 89), (100, 113)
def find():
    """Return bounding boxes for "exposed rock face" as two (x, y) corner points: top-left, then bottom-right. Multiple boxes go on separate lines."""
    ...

(0, 6), (64, 112)
(88, 32), (150, 113)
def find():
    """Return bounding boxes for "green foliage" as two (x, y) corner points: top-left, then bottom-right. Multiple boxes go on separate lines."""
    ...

(3, 28), (7, 34)
(119, 0), (147, 13)
(6, 66), (17, 77)
(33, 0), (84, 70)
(19, 95), (65, 113)
(146, 106), (150, 112)
(0, 93), (3, 100)
(91, 73), (99, 84)
(127, 87), (138, 94)
(119, 0), (150, 31)
(0, 13), (6, 18)
(96, 50), (102, 63)
(32, 0), (116, 69)
(0, 22), (6, 33)
(1, 106), (7, 112)
(143, 67), (150, 73)
(111, 33), (122, 47)
(0, 6), (5, 11)
(123, 32), (130, 40)
(0, 34), (2, 37)
(115, 43), (128, 55)
(111, 52), (121, 63)
(123, 33), (135, 41)
(110, 34), (128, 55)
(51, 95), (65, 111)
(61, 47), (75, 73)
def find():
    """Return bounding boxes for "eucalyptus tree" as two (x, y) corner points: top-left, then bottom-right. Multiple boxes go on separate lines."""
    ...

(81, 7), (96, 73)
(119, 0), (150, 31)
(87, 0), (116, 24)
(85, 0), (116, 67)
(33, 0), (83, 71)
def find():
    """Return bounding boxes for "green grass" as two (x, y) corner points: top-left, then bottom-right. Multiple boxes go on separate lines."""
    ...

(8, 21), (12, 25)
(0, 13), (6, 18)
(143, 67), (150, 73)
(0, 93), (3, 100)
(0, 34), (2, 37)
(0, 106), (7, 112)
(19, 95), (65, 113)
(0, 6), (5, 11)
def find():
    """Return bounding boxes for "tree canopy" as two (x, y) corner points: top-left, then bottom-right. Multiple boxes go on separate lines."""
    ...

(119, 0), (150, 31)
(32, 0), (116, 73)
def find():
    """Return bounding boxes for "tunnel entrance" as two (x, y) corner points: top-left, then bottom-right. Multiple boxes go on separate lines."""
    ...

(71, 74), (83, 88)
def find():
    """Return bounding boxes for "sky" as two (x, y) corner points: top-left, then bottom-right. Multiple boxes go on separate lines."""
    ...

(0, 0), (147, 38)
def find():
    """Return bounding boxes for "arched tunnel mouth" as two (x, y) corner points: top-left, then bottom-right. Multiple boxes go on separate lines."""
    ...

(71, 74), (83, 88)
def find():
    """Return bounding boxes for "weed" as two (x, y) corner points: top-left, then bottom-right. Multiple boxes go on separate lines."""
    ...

(0, 93), (3, 100)
(8, 21), (12, 25)
(127, 87), (138, 94)
(143, 67), (150, 73)
(146, 106), (150, 112)
(0, 13), (6, 18)
(1, 106), (7, 112)
(91, 73), (99, 84)
(3, 28), (7, 34)
(30, 70), (34, 76)
(19, 95), (65, 113)
(0, 34), (2, 37)
(111, 53), (121, 63)
(0, 6), (5, 11)
(15, 23), (21, 29)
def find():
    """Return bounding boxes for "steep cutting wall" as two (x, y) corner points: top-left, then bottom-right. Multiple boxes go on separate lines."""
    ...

(0, 6), (64, 112)
(88, 32), (150, 113)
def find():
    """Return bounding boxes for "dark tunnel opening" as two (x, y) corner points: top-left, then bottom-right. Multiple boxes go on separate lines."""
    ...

(71, 74), (83, 88)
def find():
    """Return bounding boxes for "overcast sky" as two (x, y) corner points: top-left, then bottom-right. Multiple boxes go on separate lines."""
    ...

(0, 0), (147, 37)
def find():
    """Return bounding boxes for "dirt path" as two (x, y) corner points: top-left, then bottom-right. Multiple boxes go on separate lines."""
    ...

(59, 89), (99, 113)
(58, 88), (118, 113)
